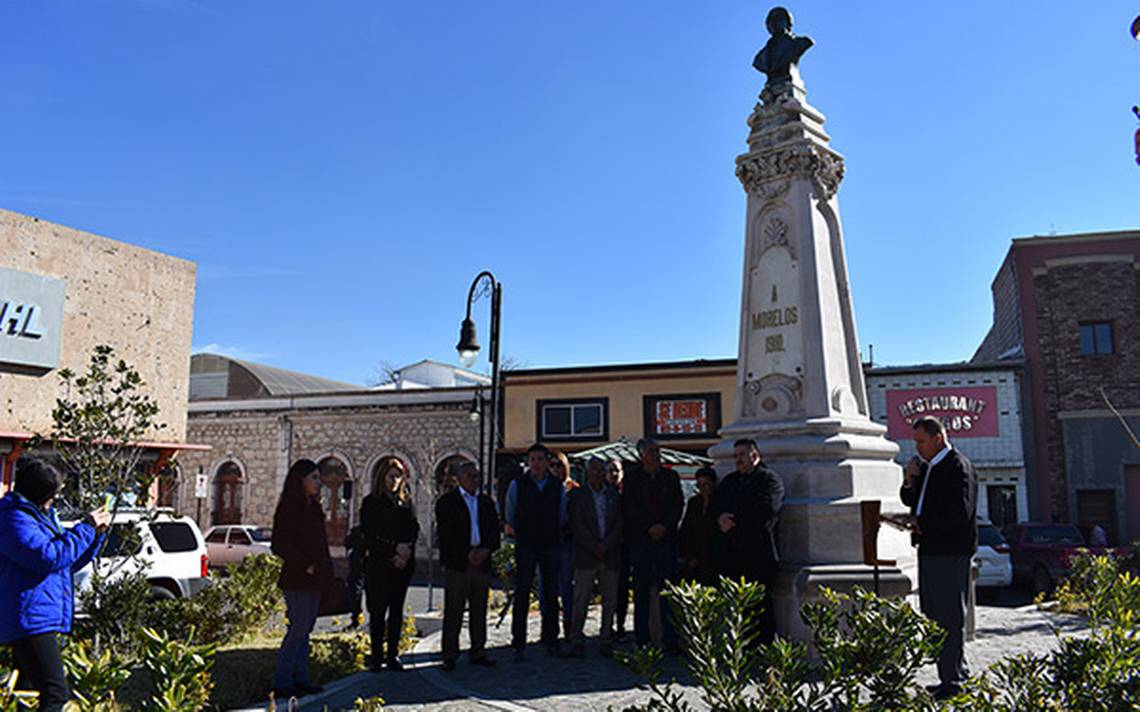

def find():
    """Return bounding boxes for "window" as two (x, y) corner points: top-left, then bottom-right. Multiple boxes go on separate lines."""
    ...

(205, 528), (228, 544)
(986, 485), (1018, 528)
(152, 522), (200, 553)
(230, 529), (252, 546)
(538, 399), (608, 440)
(1079, 322), (1114, 355)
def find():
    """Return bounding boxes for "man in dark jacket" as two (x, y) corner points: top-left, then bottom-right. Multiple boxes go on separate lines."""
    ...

(710, 438), (784, 645)
(568, 456), (624, 657)
(899, 416), (977, 701)
(505, 443), (566, 659)
(436, 462), (501, 670)
(622, 438), (683, 649)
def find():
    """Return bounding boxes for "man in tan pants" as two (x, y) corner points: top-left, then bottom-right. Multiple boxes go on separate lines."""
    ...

(568, 457), (624, 657)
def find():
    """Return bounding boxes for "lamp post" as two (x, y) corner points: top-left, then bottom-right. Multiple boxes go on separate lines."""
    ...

(457, 271), (501, 497)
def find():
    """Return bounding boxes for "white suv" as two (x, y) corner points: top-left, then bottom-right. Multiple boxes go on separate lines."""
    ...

(74, 509), (211, 600)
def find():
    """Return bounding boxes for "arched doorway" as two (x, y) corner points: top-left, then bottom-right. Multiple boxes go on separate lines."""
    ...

(434, 454), (473, 496)
(212, 461), (243, 525)
(318, 455), (351, 546)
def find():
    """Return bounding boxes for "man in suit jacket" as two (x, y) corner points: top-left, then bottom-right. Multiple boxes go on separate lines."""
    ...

(899, 416), (978, 701)
(709, 438), (784, 645)
(567, 456), (624, 657)
(436, 461), (501, 670)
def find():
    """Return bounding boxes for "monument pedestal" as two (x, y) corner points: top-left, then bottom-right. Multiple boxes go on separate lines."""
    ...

(711, 86), (914, 641)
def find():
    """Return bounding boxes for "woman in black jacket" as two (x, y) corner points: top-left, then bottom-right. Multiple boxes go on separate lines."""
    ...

(679, 466), (718, 585)
(361, 459), (420, 671)
(271, 459), (334, 698)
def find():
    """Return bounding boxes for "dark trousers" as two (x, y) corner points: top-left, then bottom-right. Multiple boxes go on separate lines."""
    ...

(737, 569), (777, 646)
(11, 632), (70, 712)
(919, 553), (971, 687)
(616, 544), (631, 632)
(630, 539), (678, 648)
(558, 538), (574, 636)
(366, 566), (411, 663)
(442, 564), (491, 663)
(512, 542), (560, 650)
(347, 554), (366, 618)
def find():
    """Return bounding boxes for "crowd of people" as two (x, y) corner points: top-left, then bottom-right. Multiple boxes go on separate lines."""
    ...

(0, 416), (977, 706)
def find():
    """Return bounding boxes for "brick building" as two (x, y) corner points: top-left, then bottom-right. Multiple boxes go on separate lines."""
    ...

(973, 230), (1140, 543)
(865, 362), (1030, 527)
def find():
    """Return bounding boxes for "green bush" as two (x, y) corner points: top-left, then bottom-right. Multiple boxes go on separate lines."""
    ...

(61, 639), (131, 711)
(0, 670), (37, 711)
(137, 627), (215, 712)
(621, 578), (942, 712)
(157, 554), (284, 646)
(74, 570), (155, 657)
(309, 633), (370, 682)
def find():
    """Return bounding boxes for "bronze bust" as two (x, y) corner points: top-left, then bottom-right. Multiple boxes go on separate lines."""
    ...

(752, 7), (813, 94)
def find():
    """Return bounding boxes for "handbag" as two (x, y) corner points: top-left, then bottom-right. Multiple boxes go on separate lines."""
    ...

(319, 575), (349, 616)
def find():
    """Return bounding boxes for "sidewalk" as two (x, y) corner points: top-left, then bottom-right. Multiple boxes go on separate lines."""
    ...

(250, 601), (1086, 711)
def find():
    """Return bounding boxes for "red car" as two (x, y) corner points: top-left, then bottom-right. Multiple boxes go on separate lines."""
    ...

(1001, 522), (1130, 595)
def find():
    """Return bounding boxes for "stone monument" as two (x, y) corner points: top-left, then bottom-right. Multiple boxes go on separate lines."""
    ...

(709, 7), (914, 641)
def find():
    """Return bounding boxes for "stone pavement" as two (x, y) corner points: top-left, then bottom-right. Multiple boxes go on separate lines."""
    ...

(246, 601), (1088, 711)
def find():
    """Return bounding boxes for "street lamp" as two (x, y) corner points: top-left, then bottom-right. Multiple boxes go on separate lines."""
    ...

(456, 271), (501, 497)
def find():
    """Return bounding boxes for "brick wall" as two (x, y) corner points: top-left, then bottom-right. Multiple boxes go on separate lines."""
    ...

(1033, 258), (1140, 518)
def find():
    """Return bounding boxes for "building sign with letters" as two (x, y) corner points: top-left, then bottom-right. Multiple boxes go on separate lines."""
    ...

(885, 386), (1000, 439)
(644, 393), (722, 439)
(0, 267), (66, 370)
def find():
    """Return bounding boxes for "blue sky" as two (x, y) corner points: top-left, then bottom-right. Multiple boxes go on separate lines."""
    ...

(2, 1), (1137, 384)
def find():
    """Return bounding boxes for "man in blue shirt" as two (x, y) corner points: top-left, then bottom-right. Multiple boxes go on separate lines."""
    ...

(505, 443), (566, 660)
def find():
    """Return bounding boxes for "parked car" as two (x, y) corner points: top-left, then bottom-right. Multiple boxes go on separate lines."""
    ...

(1001, 521), (1130, 596)
(975, 522), (1013, 588)
(204, 524), (273, 568)
(74, 509), (211, 601)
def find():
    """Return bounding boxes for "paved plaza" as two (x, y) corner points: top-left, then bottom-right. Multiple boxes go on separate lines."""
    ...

(254, 600), (1087, 712)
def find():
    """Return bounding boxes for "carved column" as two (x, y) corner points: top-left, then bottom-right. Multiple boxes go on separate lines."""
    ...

(710, 91), (915, 643)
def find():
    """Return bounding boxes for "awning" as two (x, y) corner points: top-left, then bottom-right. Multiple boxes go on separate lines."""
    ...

(566, 437), (713, 467)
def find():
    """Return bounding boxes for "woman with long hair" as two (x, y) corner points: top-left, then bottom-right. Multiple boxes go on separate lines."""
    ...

(271, 459), (333, 699)
(550, 450), (578, 640)
(361, 459), (420, 671)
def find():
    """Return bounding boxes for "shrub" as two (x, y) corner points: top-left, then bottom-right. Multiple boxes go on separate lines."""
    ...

(0, 670), (37, 711)
(137, 627), (215, 712)
(399, 606), (418, 654)
(352, 696), (386, 711)
(61, 639), (131, 711)
(157, 554), (284, 646)
(74, 570), (155, 657)
(621, 578), (942, 712)
(309, 633), (370, 682)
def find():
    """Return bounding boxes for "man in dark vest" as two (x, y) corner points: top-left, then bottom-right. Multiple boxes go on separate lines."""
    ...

(709, 438), (784, 645)
(436, 462), (500, 671)
(899, 416), (977, 701)
(505, 443), (566, 660)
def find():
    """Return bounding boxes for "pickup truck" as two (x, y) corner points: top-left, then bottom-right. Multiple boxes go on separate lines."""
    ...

(1001, 522), (1129, 596)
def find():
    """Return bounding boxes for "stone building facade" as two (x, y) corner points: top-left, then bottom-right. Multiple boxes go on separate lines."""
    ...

(179, 355), (486, 550)
(973, 230), (1140, 543)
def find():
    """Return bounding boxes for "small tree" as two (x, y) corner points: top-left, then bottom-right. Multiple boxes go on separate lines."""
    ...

(46, 344), (164, 514)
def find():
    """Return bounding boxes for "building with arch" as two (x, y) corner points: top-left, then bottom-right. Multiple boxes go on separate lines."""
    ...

(179, 355), (487, 548)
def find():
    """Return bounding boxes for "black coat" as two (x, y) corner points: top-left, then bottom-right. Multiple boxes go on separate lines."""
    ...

(435, 488), (501, 573)
(622, 465), (684, 545)
(709, 465), (784, 580)
(361, 493), (420, 579)
(679, 494), (717, 584)
(271, 497), (334, 592)
(899, 449), (978, 556)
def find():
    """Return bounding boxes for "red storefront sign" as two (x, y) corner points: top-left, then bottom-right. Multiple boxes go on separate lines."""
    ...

(885, 386), (999, 439)
(654, 399), (709, 435)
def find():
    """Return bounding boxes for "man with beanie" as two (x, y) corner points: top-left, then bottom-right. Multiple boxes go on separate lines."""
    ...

(0, 457), (110, 712)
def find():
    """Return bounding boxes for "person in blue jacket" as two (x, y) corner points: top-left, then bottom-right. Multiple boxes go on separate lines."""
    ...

(0, 456), (109, 712)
